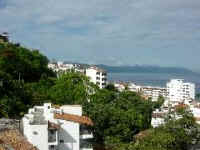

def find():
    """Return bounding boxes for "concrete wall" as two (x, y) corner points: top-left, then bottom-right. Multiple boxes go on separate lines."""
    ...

(58, 120), (80, 150)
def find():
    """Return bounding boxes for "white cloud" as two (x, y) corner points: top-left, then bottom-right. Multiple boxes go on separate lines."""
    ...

(0, 0), (200, 68)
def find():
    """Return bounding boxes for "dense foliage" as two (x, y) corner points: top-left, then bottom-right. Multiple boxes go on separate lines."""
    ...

(0, 42), (55, 117)
(115, 108), (199, 150)
(86, 89), (153, 147)
(0, 43), (55, 82)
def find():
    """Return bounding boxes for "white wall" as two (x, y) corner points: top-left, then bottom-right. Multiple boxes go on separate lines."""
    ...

(86, 67), (107, 89)
(167, 79), (195, 103)
(23, 103), (85, 150)
(151, 118), (165, 128)
(58, 120), (80, 150)
(23, 118), (49, 150)
(61, 105), (82, 116)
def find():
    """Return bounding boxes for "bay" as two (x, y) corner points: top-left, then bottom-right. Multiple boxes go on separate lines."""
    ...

(108, 72), (200, 93)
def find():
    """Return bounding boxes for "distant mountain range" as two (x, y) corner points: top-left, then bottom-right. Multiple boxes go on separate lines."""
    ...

(97, 64), (199, 75)
(52, 60), (199, 75)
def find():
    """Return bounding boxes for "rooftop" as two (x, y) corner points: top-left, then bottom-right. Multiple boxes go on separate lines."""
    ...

(88, 66), (106, 73)
(54, 113), (93, 126)
(0, 129), (37, 150)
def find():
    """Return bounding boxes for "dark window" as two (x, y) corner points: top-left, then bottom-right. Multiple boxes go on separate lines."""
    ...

(50, 130), (55, 134)
(33, 131), (38, 135)
(60, 140), (64, 143)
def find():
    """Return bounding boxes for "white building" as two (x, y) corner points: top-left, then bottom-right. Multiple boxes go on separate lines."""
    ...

(167, 79), (195, 105)
(141, 86), (167, 102)
(22, 103), (93, 150)
(151, 110), (165, 128)
(85, 66), (107, 89)
(114, 82), (127, 92)
(48, 62), (76, 73)
(128, 83), (141, 93)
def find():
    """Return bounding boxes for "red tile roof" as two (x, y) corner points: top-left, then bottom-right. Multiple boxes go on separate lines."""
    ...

(0, 129), (37, 150)
(54, 113), (94, 126)
(195, 117), (200, 121)
(175, 104), (189, 110)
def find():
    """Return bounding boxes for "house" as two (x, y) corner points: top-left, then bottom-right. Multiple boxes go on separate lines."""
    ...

(151, 109), (166, 128)
(0, 32), (9, 43)
(114, 82), (127, 92)
(128, 83), (141, 93)
(22, 103), (93, 150)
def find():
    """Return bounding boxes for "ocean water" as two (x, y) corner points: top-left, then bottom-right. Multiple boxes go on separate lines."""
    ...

(108, 72), (200, 93)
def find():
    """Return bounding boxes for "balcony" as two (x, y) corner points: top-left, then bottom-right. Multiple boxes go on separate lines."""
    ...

(80, 133), (93, 139)
(48, 145), (58, 150)
(102, 73), (107, 76)
(81, 148), (93, 150)
(48, 130), (58, 146)
(102, 78), (107, 81)
(80, 130), (93, 139)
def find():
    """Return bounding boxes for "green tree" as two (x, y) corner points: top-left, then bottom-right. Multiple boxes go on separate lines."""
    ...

(152, 95), (165, 109)
(0, 42), (55, 118)
(49, 72), (97, 105)
(87, 90), (153, 148)
(117, 107), (199, 150)
(0, 42), (55, 82)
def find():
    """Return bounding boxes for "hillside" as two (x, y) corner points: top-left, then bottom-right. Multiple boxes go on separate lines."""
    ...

(97, 64), (199, 75)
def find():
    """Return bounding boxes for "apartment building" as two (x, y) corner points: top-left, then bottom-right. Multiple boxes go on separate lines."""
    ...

(22, 103), (93, 150)
(167, 79), (195, 105)
(85, 66), (107, 89)
(141, 86), (167, 102)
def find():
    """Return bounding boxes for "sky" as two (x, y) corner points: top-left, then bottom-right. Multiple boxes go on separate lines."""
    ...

(0, 0), (200, 70)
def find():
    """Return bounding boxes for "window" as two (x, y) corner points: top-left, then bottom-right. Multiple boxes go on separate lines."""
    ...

(50, 145), (54, 148)
(60, 140), (64, 143)
(33, 131), (38, 135)
(50, 130), (55, 134)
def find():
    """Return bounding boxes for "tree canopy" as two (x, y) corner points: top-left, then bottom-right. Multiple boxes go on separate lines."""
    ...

(115, 108), (199, 150)
(0, 42), (55, 82)
(0, 42), (55, 118)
